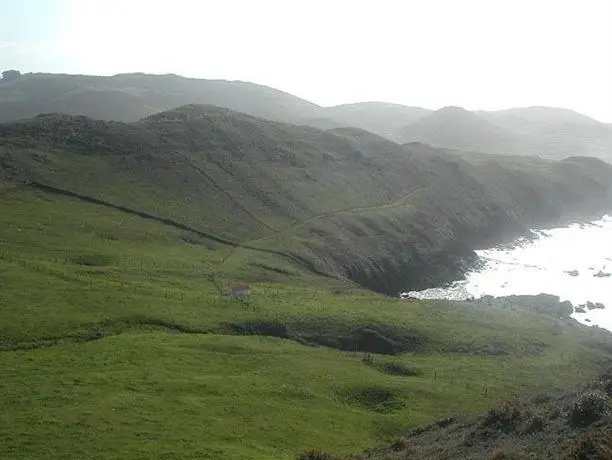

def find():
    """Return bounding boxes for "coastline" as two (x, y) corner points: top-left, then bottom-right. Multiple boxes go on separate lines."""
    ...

(404, 214), (612, 332)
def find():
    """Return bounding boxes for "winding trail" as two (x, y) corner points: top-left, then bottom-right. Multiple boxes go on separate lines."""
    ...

(26, 180), (426, 293)
(218, 185), (427, 266)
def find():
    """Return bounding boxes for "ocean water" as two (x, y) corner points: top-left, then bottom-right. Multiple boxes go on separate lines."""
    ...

(405, 215), (612, 331)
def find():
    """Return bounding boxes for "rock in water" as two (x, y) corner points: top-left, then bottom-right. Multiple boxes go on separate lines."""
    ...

(586, 302), (606, 310)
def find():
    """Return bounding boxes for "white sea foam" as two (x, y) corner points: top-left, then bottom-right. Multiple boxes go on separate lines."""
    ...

(405, 215), (612, 331)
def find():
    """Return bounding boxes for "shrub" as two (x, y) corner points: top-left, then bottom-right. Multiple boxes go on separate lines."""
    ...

(569, 390), (609, 426)
(71, 253), (114, 267)
(521, 413), (545, 434)
(296, 450), (335, 460)
(488, 449), (530, 460)
(435, 416), (455, 428)
(2, 69), (21, 81)
(390, 436), (409, 451)
(378, 362), (420, 377)
(482, 400), (523, 432)
(565, 427), (612, 459)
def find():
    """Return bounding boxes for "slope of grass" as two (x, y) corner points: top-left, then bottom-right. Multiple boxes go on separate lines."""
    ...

(2, 106), (612, 295)
(1, 188), (611, 459)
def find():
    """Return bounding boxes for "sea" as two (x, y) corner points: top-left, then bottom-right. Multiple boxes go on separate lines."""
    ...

(405, 215), (612, 332)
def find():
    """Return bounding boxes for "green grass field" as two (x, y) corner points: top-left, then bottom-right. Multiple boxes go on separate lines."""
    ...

(1, 186), (611, 459)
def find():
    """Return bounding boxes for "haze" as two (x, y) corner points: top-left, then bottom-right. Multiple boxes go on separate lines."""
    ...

(1, 0), (611, 122)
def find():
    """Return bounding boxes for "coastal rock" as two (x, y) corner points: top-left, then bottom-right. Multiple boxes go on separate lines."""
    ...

(475, 294), (573, 319)
(565, 270), (579, 277)
(585, 302), (606, 310)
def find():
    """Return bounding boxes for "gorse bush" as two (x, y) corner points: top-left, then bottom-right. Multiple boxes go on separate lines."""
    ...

(569, 390), (610, 426)
(390, 436), (409, 451)
(487, 449), (530, 460)
(297, 450), (336, 460)
(565, 427), (612, 460)
(378, 362), (420, 377)
(482, 400), (523, 432)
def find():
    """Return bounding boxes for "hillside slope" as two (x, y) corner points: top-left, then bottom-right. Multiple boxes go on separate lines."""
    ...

(2, 183), (611, 460)
(2, 105), (612, 294)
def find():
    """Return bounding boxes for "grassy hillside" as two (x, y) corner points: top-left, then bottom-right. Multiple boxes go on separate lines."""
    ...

(1, 183), (612, 460)
(3, 105), (611, 294)
(2, 106), (612, 459)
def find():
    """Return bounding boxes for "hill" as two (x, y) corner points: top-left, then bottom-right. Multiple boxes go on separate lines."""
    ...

(480, 107), (612, 159)
(319, 102), (431, 141)
(0, 72), (320, 123)
(480, 106), (603, 127)
(0, 73), (431, 142)
(3, 71), (612, 162)
(3, 105), (612, 294)
(2, 106), (612, 459)
(398, 106), (538, 155)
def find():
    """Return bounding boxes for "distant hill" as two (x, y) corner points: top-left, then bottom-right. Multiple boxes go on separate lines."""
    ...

(0, 72), (320, 123)
(318, 102), (431, 141)
(480, 106), (602, 128)
(2, 105), (612, 294)
(399, 106), (612, 161)
(479, 107), (612, 159)
(0, 73), (431, 140)
(398, 106), (535, 155)
(1, 71), (612, 161)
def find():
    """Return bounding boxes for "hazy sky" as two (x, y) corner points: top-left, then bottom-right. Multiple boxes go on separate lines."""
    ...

(1, 0), (611, 121)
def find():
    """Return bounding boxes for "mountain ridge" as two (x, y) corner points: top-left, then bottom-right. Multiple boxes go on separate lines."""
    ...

(2, 71), (612, 162)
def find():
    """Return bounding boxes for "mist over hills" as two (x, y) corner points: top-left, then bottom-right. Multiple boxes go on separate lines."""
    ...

(2, 71), (612, 162)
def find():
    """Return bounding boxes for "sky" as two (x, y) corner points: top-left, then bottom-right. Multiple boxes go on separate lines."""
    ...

(1, 0), (611, 121)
